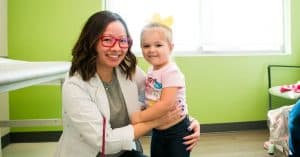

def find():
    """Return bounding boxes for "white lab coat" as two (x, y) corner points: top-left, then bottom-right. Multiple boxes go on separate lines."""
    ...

(54, 67), (145, 157)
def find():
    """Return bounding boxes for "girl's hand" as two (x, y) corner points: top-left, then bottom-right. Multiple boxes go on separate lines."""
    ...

(183, 119), (200, 151)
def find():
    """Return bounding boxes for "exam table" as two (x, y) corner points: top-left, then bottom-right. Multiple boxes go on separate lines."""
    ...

(0, 57), (70, 156)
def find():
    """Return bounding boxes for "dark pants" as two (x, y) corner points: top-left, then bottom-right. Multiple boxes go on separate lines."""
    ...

(151, 116), (191, 157)
(118, 150), (147, 157)
(97, 150), (147, 157)
(288, 100), (300, 157)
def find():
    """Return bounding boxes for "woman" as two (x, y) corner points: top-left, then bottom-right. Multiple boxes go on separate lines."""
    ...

(54, 10), (200, 157)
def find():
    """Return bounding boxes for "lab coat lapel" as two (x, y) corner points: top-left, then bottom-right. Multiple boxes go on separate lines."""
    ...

(115, 68), (140, 116)
(90, 74), (110, 119)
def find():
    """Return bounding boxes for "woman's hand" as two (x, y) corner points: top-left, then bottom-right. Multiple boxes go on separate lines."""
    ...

(183, 119), (200, 151)
(155, 104), (183, 127)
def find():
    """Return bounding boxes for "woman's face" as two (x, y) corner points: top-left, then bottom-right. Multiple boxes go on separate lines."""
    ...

(96, 21), (129, 70)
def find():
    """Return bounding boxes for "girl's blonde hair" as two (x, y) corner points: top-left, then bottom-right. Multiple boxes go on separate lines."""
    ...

(140, 22), (173, 44)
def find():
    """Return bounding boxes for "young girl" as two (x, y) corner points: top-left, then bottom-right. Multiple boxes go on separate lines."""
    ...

(131, 23), (191, 157)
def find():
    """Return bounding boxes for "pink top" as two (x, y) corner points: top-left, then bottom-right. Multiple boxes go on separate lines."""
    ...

(145, 62), (188, 114)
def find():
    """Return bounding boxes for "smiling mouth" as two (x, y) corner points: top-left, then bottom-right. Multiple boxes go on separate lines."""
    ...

(106, 54), (121, 59)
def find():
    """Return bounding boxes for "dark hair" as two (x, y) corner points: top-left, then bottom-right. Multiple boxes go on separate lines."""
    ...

(69, 10), (137, 81)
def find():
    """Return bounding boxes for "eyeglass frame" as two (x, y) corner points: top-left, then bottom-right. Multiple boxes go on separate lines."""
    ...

(99, 35), (132, 48)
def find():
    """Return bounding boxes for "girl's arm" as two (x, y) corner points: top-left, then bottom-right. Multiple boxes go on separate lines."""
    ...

(131, 87), (178, 124)
(132, 103), (182, 138)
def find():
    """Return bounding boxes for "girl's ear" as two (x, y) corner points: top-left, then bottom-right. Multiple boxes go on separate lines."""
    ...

(169, 43), (174, 53)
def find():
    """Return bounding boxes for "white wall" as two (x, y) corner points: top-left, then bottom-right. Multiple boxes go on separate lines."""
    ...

(0, 0), (9, 141)
(0, 0), (7, 57)
(0, 1), (8, 154)
(0, 93), (9, 136)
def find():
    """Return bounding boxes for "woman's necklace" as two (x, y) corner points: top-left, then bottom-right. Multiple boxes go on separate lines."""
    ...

(102, 81), (112, 91)
(101, 70), (116, 91)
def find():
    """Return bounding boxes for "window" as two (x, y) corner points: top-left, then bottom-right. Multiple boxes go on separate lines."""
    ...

(105, 0), (290, 56)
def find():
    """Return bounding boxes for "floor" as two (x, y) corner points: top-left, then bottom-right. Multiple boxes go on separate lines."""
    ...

(2, 129), (272, 157)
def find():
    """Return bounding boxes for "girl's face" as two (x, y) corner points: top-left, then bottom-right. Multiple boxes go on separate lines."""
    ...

(96, 21), (129, 70)
(141, 28), (173, 70)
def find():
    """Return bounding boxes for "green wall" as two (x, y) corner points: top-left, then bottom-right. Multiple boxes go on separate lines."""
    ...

(8, 0), (101, 131)
(8, 0), (300, 132)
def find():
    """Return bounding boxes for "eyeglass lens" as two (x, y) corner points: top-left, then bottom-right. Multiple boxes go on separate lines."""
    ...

(101, 36), (131, 48)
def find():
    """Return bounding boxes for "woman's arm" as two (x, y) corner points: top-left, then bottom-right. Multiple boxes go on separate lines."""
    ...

(63, 78), (137, 154)
(132, 102), (182, 138)
(131, 87), (178, 124)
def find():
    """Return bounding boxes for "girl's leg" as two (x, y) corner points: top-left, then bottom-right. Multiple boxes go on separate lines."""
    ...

(167, 136), (190, 157)
(151, 130), (166, 157)
(165, 116), (192, 157)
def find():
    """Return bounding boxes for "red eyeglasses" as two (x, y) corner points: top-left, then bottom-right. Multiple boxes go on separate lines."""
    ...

(99, 35), (132, 48)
